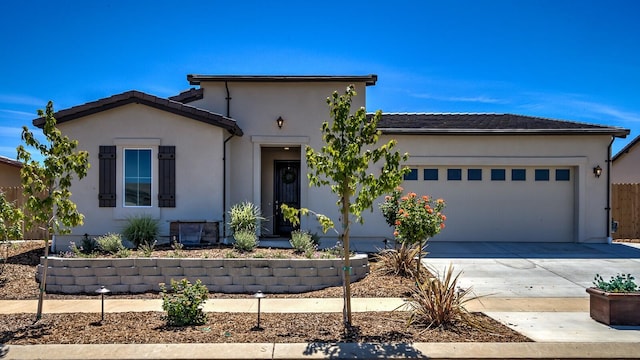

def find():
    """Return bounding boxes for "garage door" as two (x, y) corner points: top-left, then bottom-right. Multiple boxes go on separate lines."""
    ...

(400, 166), (575, 242)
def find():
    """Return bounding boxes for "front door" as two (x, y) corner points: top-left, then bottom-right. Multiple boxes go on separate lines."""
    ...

(274, 160), (300, 237)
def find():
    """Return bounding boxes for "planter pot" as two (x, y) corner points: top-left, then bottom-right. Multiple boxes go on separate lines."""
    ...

(586, 287), (640, 326)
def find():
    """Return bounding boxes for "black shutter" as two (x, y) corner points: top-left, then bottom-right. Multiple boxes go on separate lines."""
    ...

(158, 146), (176, 207)
(98, 146), (116, 207)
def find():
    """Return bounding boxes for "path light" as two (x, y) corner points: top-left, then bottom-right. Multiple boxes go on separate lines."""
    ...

(95, 286), (111, 323)
(252, 290), (266, 331)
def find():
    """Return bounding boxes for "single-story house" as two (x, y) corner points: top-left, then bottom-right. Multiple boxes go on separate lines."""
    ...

(611, 134), (640, 183)
(0, 155), (23, 188)
(34, 74), (630, 249)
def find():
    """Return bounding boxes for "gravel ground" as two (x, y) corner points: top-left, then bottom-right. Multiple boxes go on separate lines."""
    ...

(0, 241), (533, 344)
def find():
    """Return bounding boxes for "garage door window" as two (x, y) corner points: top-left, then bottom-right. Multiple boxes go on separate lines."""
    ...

(447, 169), (462, 181)
(404, 168), (418, 180)
(512, 169), (526, 181)
(556, 169), (570, 181)
(535, 169), (550, 181)
(424, 169), (438, 180)
(491, 169), (506, 181)
(468, 169), (482, 181)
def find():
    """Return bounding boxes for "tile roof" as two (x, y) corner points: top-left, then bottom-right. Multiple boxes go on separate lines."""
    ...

(187, 74), (378, 86)
(0, 155), (22, 168)
(612, 134), (640, 162)
(33, 90), (243, 136)
(168, 88), (204, 104)
(376, 113), (630, 137)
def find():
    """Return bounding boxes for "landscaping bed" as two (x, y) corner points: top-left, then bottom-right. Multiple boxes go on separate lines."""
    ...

(1, 241), (531, 344)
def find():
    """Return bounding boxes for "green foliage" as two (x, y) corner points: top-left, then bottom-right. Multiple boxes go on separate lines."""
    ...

(228, 201), (264, 234)
(115, 247), (131, 258)
(290, 230), (316, 253)
(122, 214), (159, 247)
(406, 265), (480, 329)
(16, 101), (90, 237)
(69, 241), (97, 258)
(593, 273), (638, 293)
(0, 192), (24, 247)
(160, 279), (208, 326)
(379, 186), (403, 228)
(138, 240), (156, 257)
(95, 233), (125, 254)
(80, 234), (99, 254)
(233, 229), (258, 252)
(374, 242), (422, 278)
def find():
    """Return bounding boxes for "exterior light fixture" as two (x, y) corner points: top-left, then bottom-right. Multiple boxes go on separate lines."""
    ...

(252, 290), (266, 331)
(95, 286), (111, 323)
(276, 116), (284, 129)
(593, 165), (602, 178)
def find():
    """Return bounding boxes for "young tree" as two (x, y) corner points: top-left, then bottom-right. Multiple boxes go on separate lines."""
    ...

(305, 85), (408, 327)
(16, 101), (90, 321)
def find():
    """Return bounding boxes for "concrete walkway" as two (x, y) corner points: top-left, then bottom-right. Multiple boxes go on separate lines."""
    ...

(2, 241), (640, 359)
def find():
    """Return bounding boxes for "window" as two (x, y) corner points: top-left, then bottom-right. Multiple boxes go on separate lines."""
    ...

(556, 169), (570, 181)
(404, 168), (418, 180)
(124, 149), (152, 206)
(467, 169), (482, 181)
(535, 169), (550, 181)
(491, 169), (506, 181)
(447, 168), (462, 181)
(512, 169), (526, 181)
(424, 168), (438, 180)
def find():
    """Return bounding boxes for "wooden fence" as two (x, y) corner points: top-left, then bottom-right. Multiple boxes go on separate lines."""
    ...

(612, 183), (640, 239)
(0, 186), (48, 240)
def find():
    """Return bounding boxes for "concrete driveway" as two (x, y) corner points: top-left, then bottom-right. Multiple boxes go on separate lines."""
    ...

(421, 241), (640, 298)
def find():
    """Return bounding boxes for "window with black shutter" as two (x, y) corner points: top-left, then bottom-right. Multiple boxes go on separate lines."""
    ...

(98, 146), (116, 207)
(158, 146), (176, 207)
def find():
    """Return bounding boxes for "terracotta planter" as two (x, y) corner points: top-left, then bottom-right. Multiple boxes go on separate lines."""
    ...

(586, 287), (640, 326)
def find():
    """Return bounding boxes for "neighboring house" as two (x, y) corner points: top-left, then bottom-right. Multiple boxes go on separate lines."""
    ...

(612, 134), (640, 183)
(34, 74), (630, 249)
(0, 155), (22, 188)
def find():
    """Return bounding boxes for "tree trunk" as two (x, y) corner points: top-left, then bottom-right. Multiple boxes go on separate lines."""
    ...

(341, 185), (352, 327)
(36, 230), (50, 322)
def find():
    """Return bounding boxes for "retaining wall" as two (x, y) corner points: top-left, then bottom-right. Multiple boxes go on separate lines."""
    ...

(36, 255), (369, 294)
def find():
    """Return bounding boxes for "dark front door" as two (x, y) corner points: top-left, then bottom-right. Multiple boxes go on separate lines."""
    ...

(274, 160), (300, 236)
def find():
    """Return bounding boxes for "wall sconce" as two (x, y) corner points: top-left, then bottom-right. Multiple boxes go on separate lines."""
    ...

(276, 116), (284, 129)
(593, 165), (602, 178)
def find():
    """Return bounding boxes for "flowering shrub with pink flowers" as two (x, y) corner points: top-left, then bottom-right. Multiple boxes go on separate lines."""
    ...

(380, 187), (446, 246)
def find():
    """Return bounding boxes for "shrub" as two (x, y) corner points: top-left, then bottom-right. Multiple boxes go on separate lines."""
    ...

(95, 233), (125, 254)
(138, 240), (156, 257)
(593, 273), (638, 293)
(290, 230), (315, 253)
(233, 229), (258, 252)
(406, 265), (479, 329)
(123, 214), (159, 247)
(228, 201), (264, 234)
(160, 278), (208, 326)
(373, 242), (422, 278)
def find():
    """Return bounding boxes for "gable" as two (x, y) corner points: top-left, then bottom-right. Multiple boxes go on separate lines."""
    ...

(33, 90), (243, 136)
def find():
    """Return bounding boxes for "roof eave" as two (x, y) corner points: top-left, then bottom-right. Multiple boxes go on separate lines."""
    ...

(378, 128), (631, 137)
(187, 74), (378, 86)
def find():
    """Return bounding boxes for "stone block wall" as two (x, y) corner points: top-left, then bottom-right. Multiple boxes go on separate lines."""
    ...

(36, 255), (369, 294)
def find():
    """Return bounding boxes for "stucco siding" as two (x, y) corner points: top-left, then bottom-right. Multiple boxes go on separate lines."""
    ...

(612, 147), (640, 183)
(55, 103), (225, 247)
(0, 162), (21, 187)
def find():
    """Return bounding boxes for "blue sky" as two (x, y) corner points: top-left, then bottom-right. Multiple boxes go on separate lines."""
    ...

(1, 0), (639, 160)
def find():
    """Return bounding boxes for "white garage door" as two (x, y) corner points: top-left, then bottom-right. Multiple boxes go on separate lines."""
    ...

(400, 166), (575, 242)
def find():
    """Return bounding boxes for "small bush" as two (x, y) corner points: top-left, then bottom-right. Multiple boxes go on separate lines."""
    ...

(373, 243), (422, 278)
(123, 214), (159, 247)
(233, 229), (258, 252)
(138, 240), (156, 257)
(593, 273), (638, 293)
(95, 233), (125, 254)
(406, 265), (479, 329)
(228, 201), (264, 234)
(290, 230), (315, 253)
(160, 278), (208, 326)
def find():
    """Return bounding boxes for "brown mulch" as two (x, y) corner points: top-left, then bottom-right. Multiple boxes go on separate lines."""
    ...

(0, 241), (534, 344)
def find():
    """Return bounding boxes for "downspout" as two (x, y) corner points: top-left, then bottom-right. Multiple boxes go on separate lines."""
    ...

(222, 81), (233, 242)
(605, 136), (614, 243)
